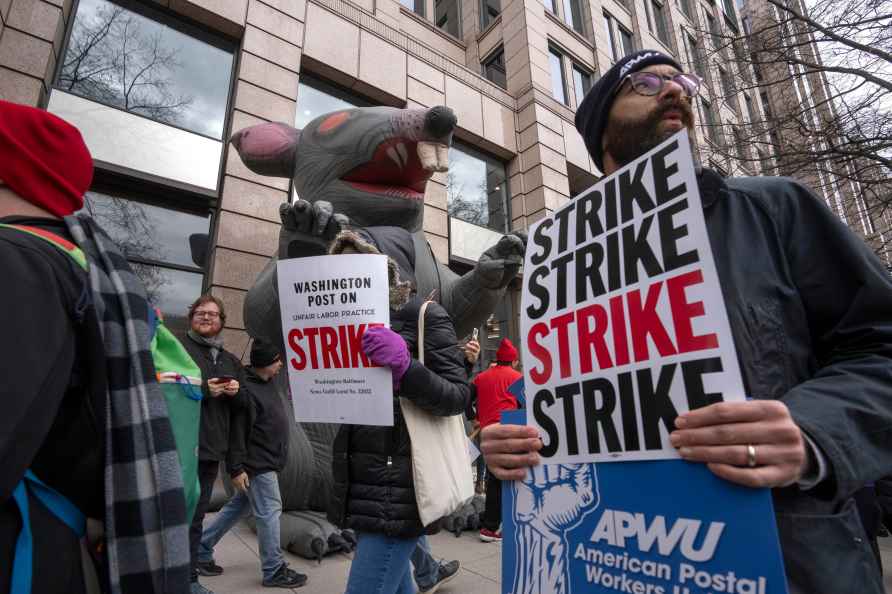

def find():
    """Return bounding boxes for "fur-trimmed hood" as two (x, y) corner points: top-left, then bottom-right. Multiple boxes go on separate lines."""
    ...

(328, 230), (413, 310)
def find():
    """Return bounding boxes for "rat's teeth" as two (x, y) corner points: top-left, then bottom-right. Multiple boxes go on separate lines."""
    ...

(418, 141), (439, 171)
(386, 146), (403, 169)
(435, 144), (449, 172)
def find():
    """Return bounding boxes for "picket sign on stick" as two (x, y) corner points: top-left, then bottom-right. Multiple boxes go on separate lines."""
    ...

(521, 130), (746, 465)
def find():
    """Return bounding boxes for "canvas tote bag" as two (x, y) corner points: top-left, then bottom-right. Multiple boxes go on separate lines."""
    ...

(400, 300), (475, 526)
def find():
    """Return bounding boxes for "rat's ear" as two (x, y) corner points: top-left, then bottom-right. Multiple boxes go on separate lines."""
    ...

(230, 122), (301, 178)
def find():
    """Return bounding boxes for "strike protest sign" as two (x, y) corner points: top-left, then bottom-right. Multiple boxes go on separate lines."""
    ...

(277, 254), (393, 426)
(521, 130), (746, 464)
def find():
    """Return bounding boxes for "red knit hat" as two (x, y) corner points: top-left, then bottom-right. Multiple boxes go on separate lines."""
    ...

(0, 100), (93, 217)
(496, 338), (518, 362)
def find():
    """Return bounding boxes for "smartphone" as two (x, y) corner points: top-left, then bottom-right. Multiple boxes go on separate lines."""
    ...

(472, 328), (479, 342)
(209, 375), (237, 384)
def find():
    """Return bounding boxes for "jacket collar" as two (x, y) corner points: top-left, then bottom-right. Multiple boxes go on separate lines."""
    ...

(696, 166), (728, 208)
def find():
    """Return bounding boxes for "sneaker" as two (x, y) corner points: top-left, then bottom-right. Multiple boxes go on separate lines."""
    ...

(419, 560), (460, 593)
(196, 561), (224, 576)
(263, 564), (308, 589)
(479, 528), (502, 542)
(190, 582), (215, 594)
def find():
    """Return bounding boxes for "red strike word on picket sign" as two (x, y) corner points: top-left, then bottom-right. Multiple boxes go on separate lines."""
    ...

(527, 269), (718, 384)
(288, 323), (384, 371)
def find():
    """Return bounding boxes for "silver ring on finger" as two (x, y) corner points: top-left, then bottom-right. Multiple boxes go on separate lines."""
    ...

(746, 444), (757, 468)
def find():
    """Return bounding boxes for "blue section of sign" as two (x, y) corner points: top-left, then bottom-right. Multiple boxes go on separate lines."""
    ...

(500, 409), (789, 594)
(508, 378), (526, 407)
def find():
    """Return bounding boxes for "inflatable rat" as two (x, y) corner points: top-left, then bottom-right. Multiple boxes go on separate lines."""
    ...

(231, 105), (526, 345)
(230, 106), (524, 556)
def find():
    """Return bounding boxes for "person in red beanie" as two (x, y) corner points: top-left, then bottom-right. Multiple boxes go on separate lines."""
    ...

(472, 338), (521, 542)
(0, 100), (192, 594)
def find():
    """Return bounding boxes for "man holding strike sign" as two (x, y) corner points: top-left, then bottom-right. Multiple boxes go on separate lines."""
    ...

(481, 50), (892, 594)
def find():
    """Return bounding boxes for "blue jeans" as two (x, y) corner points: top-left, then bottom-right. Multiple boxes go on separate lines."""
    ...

(344, 532), (420, 594)
(412, 535), (439, 590)
(198, 471), (284, 581)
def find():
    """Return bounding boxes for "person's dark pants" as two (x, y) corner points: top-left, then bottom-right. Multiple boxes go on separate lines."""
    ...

(483, 467), (502, 532)
(190, 460), (220, 581)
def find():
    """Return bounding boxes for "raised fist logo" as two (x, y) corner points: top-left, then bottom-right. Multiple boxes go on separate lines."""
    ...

(510, 464), (599, 594)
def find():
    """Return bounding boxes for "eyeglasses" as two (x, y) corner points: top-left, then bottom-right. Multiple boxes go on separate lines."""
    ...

(193, 310), (221, 319)
(620, 72), (702, 98)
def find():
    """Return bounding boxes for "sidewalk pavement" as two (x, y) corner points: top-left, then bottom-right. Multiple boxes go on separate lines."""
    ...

(198, 512), (502, 594)
(200, 513), (892, 594)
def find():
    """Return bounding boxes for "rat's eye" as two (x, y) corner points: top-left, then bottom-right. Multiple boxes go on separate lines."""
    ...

(319, 111), (350, 133)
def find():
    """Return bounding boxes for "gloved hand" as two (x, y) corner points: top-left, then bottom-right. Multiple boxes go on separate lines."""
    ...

(362, 326), (411, 390)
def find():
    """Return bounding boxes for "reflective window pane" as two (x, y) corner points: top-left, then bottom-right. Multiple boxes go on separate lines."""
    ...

(295, 77), (370, 129)
(481, 0), (501, 28)
(549, 49), (568, 105)
(562, 0), (584, 33)
(447, 144), (508, 233)
(572, 66), (591, 107)
(436, 0), (461, 37)
(83, 191), (211, 268)
(483, 49), (507, 90)
(400, 0), (425, 15)
(131, 264), (203, 336)
(619, 25), (635, 56)
(544, 0), (556, 14)
(58, 0), (234, 139)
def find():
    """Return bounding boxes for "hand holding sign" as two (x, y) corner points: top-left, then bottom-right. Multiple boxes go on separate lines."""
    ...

(671, 400), (808, 488)
(480, 423), (543, 481)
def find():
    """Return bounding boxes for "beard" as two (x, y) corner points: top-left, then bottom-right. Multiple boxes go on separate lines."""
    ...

(603, 99), (695, 169)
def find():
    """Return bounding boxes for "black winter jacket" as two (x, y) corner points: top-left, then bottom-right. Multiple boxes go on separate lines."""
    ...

(182, 334), (247, 462)
(698, 169), (892, 594)
(0, 217), (105, 594)
(328, 296), (471, 537)
(228, 368), (292, 477)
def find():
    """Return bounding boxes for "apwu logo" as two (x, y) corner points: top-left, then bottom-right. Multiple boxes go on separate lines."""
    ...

(619, 52), (661, 77)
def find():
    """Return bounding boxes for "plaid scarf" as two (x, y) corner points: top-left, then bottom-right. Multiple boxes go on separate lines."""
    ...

(65, 214), (190, 594)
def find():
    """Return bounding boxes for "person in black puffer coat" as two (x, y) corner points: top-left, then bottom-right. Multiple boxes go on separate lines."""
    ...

(325, 229), (471, 594)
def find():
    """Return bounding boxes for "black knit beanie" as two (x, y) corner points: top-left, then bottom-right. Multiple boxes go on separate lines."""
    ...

(251, 338), (281, 368)
(574, 50), (682, 172)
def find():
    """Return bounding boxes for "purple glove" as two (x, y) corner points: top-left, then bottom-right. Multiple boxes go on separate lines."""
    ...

(362, 326), (411, 390)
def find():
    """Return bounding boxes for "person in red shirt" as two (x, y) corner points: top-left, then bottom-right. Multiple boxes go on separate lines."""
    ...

(473, 338), (522, 542)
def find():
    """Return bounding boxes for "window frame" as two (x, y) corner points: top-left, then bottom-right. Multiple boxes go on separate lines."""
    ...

(650, 0), (671, 47)
(481, 47), (507, 90)
(700, 96), (721, 146)
(480, 0), (501, 29)
(548, 47), (570, 105)
(446, 141), (511, 234)
(54, 0), (238, 142)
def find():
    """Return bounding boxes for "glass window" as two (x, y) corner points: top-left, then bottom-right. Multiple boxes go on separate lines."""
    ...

(81, 190), (210, 335)
(686, 34), (706, 78)
(651, 0), (670, 45)
(759, 91), (773, 119)
(481, 0), (500, 28)
(744, 93), (758, 124)
(400, 0), (425, 16)
(732, 128), (748, 164)
(446, 143), (509, 232)
(700, 97), (721, 145)
(549, 49), (568, 105)
(58, 0), (234, 139)
(544, 0), (556, 14)
(679, 0), (693, 19)
(722, 0), (738, 27)
(295, 77), (372, 129)
(572, 66), (591, 107)
(482, 48), (507, 90)
(562, 0), (585, 34)
(604, 13), (619, 61)
(618, 24), (635, 56)
(718, 66), (736, 101)
(706, 13), (722, 50)
(436, 0), (461, 37)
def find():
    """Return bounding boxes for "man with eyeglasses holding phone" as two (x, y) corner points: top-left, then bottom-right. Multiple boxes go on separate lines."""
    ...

(182, 294), (247, 594)
(481, 50), (892, 593)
